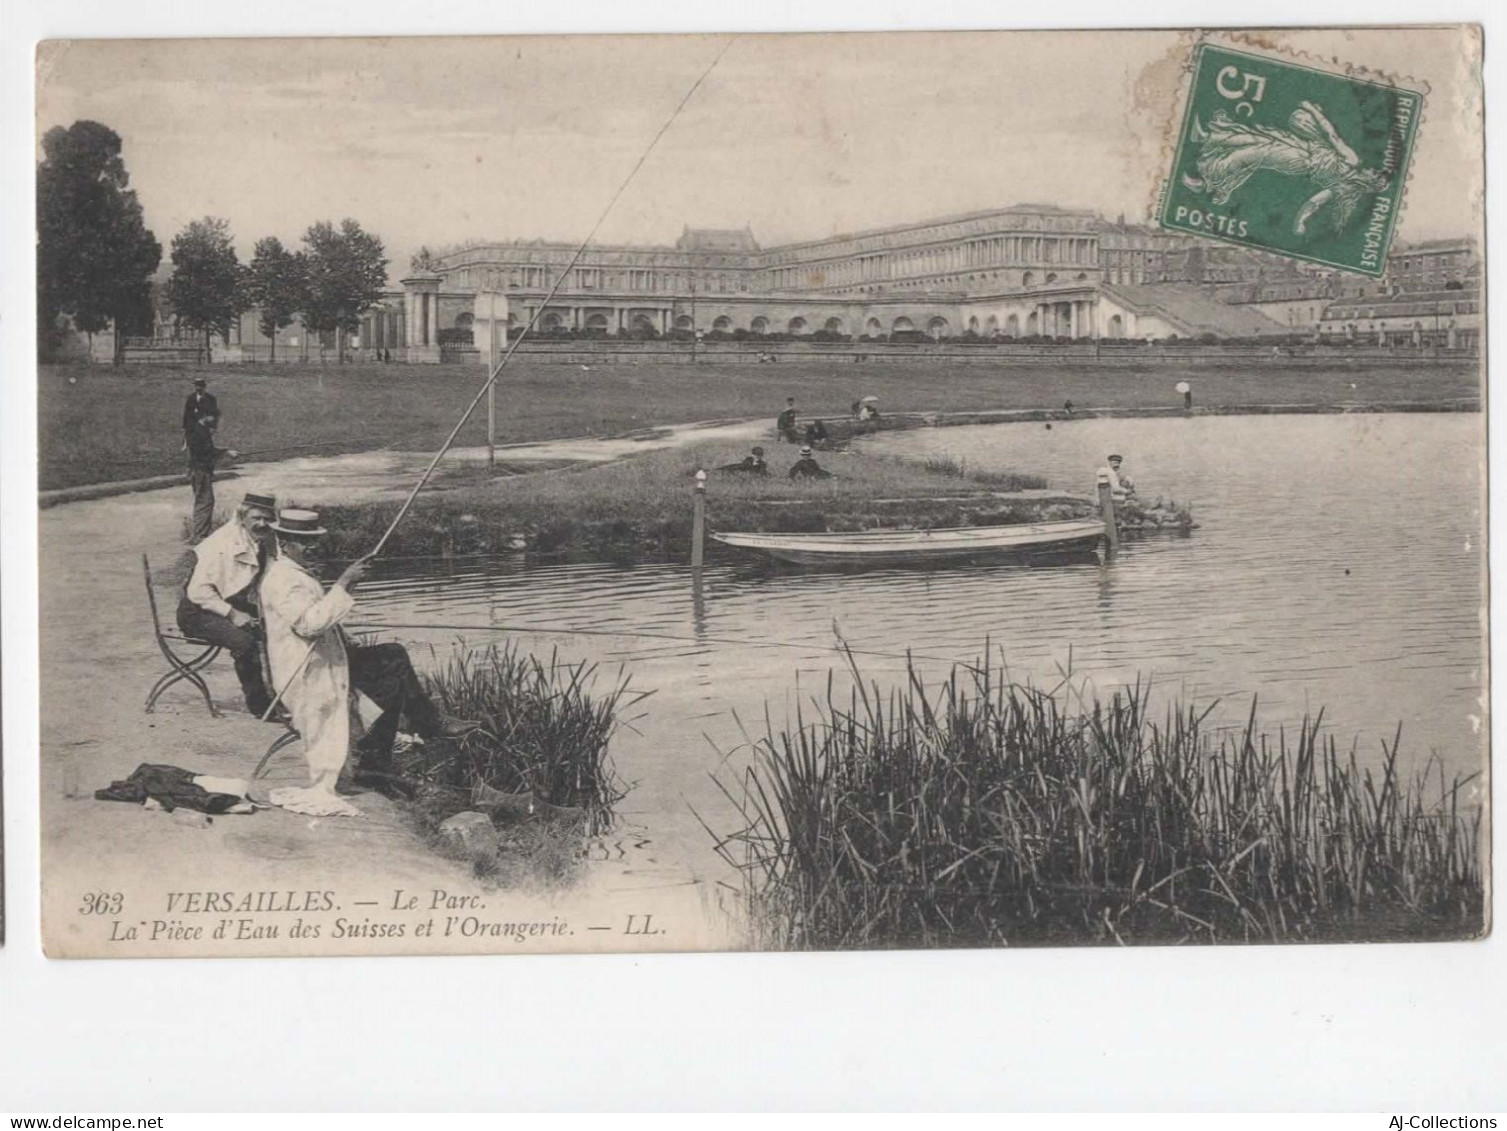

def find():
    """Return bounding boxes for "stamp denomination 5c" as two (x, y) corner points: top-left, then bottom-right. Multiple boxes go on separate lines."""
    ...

(1159, 43), (1423, 276)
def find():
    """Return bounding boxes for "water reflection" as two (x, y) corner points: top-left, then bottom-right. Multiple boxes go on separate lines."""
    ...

(356, 413), (1486, 795)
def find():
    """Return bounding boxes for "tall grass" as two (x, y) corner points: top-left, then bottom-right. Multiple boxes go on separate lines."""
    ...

(710, 653), (1484, 949)
(392, 643), (644, 881)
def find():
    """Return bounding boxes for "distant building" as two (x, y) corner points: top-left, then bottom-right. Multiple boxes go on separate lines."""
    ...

(350, 204), (1299, 358)
(79, 207), (1476, 362)
(1319, 288), (1481, 351)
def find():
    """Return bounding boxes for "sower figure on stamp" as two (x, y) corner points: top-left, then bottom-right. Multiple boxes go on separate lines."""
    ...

(177, 491), (282, 719)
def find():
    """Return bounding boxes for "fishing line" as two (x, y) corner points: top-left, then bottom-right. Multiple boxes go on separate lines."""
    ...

(345, 617), (983, 670)
(260, 37), (740, 721)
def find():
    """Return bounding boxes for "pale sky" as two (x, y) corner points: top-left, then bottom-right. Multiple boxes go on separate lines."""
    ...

(36, 28), (1483, 283)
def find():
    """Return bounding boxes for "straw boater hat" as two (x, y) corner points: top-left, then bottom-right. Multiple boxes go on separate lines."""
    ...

(270, 508), (328, 538)
(242, 492), (277, 515)
(800, 445), (813, 455)
(192, 377), (207, 388)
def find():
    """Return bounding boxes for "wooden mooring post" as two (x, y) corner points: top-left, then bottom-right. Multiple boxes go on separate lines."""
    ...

(691, 469), (707, 569)
(1097, 470), (1119, 556)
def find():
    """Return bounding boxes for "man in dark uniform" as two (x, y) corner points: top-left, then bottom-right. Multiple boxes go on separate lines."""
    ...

(183, 377), (229, 542)
(183, 377), (220, 436)
(788, 445), (833, 479)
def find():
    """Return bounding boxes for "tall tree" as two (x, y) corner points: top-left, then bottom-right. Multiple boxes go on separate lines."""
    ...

(167, 217), (246, 361)
(245, 236), (308, 362)
(302, 218), (388, 361)
(36, 120), (162, 363)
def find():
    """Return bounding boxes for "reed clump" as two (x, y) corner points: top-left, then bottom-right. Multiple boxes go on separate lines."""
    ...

(712, 654), (1484, 949)
(393, 643), (643, 885)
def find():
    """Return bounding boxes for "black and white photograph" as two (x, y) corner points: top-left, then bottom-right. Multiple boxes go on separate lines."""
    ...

(26, 26), (1489, 964)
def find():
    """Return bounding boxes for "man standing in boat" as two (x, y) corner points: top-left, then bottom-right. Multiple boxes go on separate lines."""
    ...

(1105, 453), (1137, 503)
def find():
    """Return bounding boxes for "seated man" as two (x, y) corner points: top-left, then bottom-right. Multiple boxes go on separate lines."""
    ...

(260, 509), (475, 809)
(804, 419), (830, 446)
(717, 445), (768, 475)
(788, 445), (834, 480)
(177, 491), (280, 718)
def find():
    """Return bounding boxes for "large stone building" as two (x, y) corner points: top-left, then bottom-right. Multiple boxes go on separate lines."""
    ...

(354, 204), (1296, 359)
(117, 208), (1478, 361)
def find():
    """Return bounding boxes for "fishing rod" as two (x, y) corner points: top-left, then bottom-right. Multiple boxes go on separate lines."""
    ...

(259, 37), (739, 723)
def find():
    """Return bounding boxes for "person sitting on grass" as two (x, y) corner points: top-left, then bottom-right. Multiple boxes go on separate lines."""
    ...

(804, 419), (830, 447)
(788, 445), (834, 480)
(717, 446), (769, 476)
(259, 508), (478, 815)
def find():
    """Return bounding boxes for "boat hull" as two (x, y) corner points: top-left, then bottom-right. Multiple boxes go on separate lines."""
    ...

(711, 520), (1107, 567)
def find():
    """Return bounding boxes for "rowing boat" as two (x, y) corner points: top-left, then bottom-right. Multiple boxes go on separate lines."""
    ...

(711, 519), (1107, 566)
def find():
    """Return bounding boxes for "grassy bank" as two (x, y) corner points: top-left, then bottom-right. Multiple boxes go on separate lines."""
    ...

(711, 654), (1484, 949)
(39, 356), (1480, 489)
(321, 442), (1081, 562)
(392, 642), (642, 888)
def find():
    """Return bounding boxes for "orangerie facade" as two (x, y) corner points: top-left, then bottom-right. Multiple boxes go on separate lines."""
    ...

(355, 205), (1263, 360)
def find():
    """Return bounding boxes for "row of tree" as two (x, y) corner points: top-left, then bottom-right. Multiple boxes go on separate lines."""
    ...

(38, 119), (389, 364)
(166, 216), (387, 362)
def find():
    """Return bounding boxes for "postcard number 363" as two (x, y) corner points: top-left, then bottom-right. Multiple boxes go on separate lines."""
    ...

(79, 891), (125, 915)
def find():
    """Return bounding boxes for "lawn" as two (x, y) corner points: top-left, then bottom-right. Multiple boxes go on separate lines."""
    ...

(38, 354), (1480, 490)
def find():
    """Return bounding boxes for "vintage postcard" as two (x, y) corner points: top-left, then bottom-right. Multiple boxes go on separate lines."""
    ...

(34, 27), (1487, 958)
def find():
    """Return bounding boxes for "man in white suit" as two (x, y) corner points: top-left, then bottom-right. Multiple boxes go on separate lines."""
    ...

(258, 508), (370, 816)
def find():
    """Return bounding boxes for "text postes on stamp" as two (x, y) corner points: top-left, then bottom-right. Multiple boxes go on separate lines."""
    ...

(1159, 44), (1423, 277)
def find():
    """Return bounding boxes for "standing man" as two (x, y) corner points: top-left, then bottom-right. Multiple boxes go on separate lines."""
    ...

(1105, 454), (1137, 503)
(185, 416), (236, 543)
(182, 376), (220, 437)
(183, 377), (231, 543)
(178, 491), (281, 718)
(776, 396), (799, 442)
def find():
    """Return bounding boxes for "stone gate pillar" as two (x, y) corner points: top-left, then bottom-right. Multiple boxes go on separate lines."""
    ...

(401, 274), (442, 363)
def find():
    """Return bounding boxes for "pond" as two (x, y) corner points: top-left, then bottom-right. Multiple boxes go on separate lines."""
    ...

(353, 412), (1488, 892)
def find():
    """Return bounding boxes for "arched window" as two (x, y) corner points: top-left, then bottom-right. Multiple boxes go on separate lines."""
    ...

(788, 316), (808, 335)
(1107, 314), (1124, 339)
(750, 316), (769, 336)
(712, 315), (733, 332)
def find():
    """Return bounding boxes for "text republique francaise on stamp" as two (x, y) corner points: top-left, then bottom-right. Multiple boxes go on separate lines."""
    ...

(1160, 44), (1422, 276)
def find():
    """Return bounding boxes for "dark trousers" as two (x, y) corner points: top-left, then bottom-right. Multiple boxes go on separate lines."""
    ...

(176, 594), (271, 714)
(348, 642), (442, 764)
(189, 468), (215, 543)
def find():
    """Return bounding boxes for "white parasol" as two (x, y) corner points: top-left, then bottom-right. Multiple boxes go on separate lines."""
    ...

(1174, 381), (1191, 394)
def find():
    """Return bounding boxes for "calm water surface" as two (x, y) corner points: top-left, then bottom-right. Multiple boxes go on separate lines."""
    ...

(355, 412), (1488, 885)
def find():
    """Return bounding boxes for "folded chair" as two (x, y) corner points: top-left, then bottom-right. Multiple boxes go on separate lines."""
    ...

(142, 553), (223, 718)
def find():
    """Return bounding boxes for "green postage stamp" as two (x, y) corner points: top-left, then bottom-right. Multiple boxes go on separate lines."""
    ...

(1159, 44), (1423, 276)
